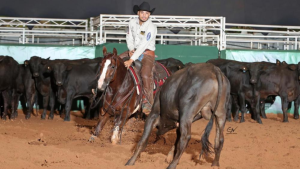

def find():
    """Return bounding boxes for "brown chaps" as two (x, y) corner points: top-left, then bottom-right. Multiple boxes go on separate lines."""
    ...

(119, 50), (155, 105)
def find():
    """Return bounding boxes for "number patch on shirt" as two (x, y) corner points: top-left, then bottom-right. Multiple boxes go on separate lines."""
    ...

(147, 32), (151, 41)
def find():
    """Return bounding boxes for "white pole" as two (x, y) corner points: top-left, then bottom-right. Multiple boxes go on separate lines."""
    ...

(85, 20), (88, 44)
(22, 29), (25, 44)
(96, 32), (98, 45)
(195, 27), (197, 45)
(99, 15), (103, 44)
(220, 17), (225, 50)
(90, 17), (94, 45)
(295, 37), (298, 50)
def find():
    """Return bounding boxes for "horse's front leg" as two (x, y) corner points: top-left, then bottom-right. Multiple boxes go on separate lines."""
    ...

(88, 109), (110, 142)
(111, 106), (133, 145)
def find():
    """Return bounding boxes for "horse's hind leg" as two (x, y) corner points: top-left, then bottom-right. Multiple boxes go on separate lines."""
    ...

(125, 104), (160, 165)
(212, 111), (226, 167)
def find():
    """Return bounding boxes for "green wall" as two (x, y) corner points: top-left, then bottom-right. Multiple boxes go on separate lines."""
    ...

(96, 43), (219, 63)
(0, 43), (220, 64)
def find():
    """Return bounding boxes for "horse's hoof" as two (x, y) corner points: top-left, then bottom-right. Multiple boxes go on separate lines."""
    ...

(88, 135), (96, 142)
(111, 139), (119, 145)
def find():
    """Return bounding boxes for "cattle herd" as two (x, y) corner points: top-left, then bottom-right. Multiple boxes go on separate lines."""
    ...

(0, 48), (299, 169)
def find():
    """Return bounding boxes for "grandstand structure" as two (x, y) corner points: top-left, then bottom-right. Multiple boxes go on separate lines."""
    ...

(1, 14), (300, 50)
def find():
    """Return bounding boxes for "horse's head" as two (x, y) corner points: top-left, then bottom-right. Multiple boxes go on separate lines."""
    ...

(97, 47), (120, 91)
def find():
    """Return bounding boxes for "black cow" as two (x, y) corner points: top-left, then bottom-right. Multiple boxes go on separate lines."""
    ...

(0, 56), (20, 120)
(15, 63), (36, 119)
(249, 61), (300, 122)
(157, 58), (185, 70)
(46, 59), (101, 121)
(126, 63), (230, 169)
(207, 59), (254, 123)
(26, 56), (55, 119)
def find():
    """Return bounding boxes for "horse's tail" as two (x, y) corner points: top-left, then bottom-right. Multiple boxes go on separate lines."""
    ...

(199, 66), (223, 159)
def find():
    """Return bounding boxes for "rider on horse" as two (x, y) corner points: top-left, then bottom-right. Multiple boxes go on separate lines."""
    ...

(123, 2), (157, 115)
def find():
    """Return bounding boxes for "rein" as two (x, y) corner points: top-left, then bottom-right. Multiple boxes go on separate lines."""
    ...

(101, 61), (139, 143)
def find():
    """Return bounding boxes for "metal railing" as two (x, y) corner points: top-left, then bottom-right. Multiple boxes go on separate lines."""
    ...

(0, 28), (99, 46)
(226, 35), (300, 50)
(1, 16), (300, 50)
(91, 14), (226, 50)
(222, 23), (300, 50)
(103, 31), (220, 47)
(0, 17), (90, 44)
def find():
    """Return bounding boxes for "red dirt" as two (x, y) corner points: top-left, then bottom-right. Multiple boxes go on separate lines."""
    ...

(0, 110), (300, 169)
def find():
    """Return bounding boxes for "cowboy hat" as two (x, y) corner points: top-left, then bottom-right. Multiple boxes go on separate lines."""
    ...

(133, 2), (155, 14)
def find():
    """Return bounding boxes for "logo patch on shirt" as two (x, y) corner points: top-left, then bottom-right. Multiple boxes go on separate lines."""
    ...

(147, 32), (151, 41)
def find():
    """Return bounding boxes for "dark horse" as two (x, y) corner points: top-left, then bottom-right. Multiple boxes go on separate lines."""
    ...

(89, 47), (170, 144)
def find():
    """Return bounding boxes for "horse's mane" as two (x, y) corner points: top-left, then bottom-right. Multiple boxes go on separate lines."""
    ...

(104, 52), (129, 66)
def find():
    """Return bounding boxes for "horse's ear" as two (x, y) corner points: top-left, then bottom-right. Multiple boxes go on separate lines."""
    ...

(113, 48), (117, 56)
(103, 46), (107, 55)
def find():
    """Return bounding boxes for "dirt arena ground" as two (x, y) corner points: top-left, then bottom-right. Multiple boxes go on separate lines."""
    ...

(0, 110), (299, 169)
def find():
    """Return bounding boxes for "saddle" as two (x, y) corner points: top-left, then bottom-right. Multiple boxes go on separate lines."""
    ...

(129, 59), (170, 96)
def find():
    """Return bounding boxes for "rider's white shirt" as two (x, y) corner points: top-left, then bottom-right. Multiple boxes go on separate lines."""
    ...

(126, 17), (157, 61)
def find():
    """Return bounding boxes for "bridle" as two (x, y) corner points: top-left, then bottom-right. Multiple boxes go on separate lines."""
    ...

(101, 55), (136, 115)
(100, 54), (139, 143)
(90, 54), (118, 109)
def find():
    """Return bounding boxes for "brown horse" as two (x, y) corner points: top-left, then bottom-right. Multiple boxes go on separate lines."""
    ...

(89, 47), (170, 144)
